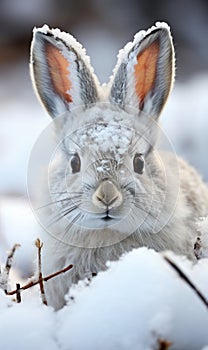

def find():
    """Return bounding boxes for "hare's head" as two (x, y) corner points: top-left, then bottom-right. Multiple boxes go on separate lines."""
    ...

(30, 23), (177, 247)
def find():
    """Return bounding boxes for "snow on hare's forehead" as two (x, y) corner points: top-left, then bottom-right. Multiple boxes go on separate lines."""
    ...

(63, 106), (148, 161)
(73, 122), (133, 160)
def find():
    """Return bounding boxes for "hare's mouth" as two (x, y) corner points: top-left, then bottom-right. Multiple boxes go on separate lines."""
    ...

(101, 208), (114, 222)
(102, 214), (113, 222)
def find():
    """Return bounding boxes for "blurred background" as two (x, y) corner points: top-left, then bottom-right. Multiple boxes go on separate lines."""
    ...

(0, 0), (208, 279)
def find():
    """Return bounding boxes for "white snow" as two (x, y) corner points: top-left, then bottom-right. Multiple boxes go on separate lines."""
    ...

(1, 248), (208, 349)
(0, 293), (57, 350)
(58, 248), (208, 350)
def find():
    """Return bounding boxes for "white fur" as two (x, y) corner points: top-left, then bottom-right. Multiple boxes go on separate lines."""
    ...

(30, 23), (208, 309)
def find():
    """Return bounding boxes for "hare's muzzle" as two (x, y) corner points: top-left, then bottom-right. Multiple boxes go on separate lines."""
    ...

(92, 180), (123, 210)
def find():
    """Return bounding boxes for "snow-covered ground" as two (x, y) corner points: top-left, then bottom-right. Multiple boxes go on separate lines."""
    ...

(1, 248), (208, 350)
(0, 57), (208, 349)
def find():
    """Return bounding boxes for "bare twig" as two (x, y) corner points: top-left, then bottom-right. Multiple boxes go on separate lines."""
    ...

(1, 243), (20, 293)
(16, 283), (21, 303)
(43, 264), (73, 281)
(6, 263), (73, 296)
(164, 256), (208, 309)
(5, 244), (21, 274)
(35, 239), (47, 305)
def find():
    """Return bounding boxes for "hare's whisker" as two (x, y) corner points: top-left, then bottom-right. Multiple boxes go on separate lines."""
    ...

(64, 212), (82, 235)
(36, 196), (82, 210)
(47, 201), (82, 227)
(50, 190), (83, 195)
(83, 182), (94, 191)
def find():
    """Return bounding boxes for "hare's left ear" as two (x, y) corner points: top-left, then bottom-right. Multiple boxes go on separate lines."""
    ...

(30, 25), (99, 119)
(109, 23), (175, 119)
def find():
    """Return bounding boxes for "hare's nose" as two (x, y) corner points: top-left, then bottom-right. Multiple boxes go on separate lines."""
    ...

(92, 180), (123, 209)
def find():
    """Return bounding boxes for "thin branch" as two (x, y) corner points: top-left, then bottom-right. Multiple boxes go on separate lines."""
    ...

(6, 263), (73, 296)
(42, 263), (74, 282)
(5, 244), (21, 273)
(35, 239), (47, 306)
(164, 256), (208, 309)
(3, 243), (20, 293)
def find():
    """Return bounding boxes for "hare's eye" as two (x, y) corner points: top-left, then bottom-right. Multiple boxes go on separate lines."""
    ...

(71, 153), (81, 173)
(133, 153), (144, 174)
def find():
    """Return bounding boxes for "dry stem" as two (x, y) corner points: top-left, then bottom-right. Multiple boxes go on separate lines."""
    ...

(164, 256), (208, 309)
(35, 239), (47, 305)
(3, 243), (20, 294)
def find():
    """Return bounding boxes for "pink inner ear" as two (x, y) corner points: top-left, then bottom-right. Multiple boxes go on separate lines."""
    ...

(134, 40), (159, 110)
(45, 42), (72, 103)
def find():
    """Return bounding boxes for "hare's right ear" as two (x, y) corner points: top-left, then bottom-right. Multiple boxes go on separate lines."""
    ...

(30, 25), (99, 118)
(109, 22), (174, 119)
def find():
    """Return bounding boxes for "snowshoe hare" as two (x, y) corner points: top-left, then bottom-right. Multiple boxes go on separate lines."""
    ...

(30, 22), (208, 309)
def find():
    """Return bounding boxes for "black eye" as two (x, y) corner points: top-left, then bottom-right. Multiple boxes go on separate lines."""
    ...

(133, 153), (145, 174)
(71, 153), (81, 173)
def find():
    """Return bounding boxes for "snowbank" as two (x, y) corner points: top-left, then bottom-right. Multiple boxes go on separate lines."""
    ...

(1, 248), (208, 350)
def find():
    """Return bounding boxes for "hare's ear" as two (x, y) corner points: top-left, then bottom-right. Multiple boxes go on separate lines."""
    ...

(30, 25), (99, 118)
(109, 23), (174, 119)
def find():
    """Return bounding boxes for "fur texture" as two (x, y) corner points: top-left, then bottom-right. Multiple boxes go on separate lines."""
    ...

(30, 22), (208, 309)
